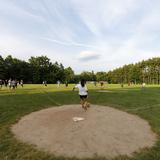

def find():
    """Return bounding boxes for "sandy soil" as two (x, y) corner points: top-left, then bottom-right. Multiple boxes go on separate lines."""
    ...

(11, 105), (157, 159)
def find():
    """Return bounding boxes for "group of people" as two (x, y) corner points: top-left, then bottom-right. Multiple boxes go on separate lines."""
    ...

(42, 80), (69, 88)
(0, 78), (91, 111)
(0, 79), (23, 89)
(42, 81), (47, 86)
(42, 80), (67, 88)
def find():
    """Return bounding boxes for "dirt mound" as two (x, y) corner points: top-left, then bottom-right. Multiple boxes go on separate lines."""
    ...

(11, 105), (157, 159)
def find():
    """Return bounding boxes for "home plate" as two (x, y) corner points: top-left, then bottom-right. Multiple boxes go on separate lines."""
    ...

(73, 117), (85, 122)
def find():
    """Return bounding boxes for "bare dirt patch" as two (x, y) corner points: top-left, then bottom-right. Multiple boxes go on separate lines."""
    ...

(97, 90), (113, 92)
(11, 105), (157, 159)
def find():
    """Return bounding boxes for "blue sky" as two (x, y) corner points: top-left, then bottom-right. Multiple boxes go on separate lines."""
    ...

(0, 0), (160, 73)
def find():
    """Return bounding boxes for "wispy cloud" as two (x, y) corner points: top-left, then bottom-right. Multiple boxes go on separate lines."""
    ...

(42, 37), (102, 50)
(71, 0), (140, 36)
(78, 51), (100, 61)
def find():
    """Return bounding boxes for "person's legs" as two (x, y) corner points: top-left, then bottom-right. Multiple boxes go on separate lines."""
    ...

(80, 95), (90, 110)
(80, 98), (84, 107)
(80, 96), (87, 111)
(83, 97), (90, 108)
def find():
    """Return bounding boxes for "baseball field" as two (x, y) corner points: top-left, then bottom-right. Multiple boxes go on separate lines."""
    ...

(0, 84), (160, 160)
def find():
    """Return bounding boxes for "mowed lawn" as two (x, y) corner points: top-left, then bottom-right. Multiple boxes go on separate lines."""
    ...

(0, 84), (160, 160)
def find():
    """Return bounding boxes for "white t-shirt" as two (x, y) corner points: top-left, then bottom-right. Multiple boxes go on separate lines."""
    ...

(75, 84), (88, 95)
(142, 83), (146, 87)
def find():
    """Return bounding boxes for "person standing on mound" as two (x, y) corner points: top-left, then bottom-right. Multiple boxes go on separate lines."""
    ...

(73, 79), (90, 111)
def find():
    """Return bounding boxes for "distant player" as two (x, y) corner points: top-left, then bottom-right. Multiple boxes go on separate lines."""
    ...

(100, 81), (104, 89)
(121, 83), (124, 88)
(73, 79), (90, 111)
(44, 81), (47, 87)
(142, 82), (146, 89)
(57, 80), (60, 87)
(20, 80), (24, 87)
(65, 81), (68, 87)
(12, 80), (16, 89)
(8, 79), (12, 89)
(15, 80), (18, 88)
(0, 79), (3, 88)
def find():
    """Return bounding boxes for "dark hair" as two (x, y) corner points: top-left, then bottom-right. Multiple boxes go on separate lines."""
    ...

(80, 79), (86, 87)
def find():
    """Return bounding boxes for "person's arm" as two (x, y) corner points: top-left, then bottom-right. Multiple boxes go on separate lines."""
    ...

(72, 84), (78, 91)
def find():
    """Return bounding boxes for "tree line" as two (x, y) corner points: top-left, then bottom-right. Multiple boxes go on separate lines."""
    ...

(107, 57), (160, 84)
(0, 55), (160, 84)
(0, 55), (72, 83)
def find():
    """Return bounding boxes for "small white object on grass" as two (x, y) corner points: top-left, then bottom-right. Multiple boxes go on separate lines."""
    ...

(73, 117), (85, 122)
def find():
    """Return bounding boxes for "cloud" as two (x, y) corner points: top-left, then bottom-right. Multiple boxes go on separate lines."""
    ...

(0, 34), (43, 60)
(71, 0), (140, 36)
(41, 37), (102, 50)
(78, 51), (101, 61)
(0, 1), (45, 22)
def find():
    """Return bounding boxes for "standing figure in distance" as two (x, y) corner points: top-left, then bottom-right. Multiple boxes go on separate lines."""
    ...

(57, 80), (60, 88)
(20, 80), (24, 87)
(8, 79), (12, 89)
(0, 79), (3, 89)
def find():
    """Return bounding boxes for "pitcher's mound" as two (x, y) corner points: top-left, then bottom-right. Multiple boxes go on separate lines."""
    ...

(11, 105), (157, 159)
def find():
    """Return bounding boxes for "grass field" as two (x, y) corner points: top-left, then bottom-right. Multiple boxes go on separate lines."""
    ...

(0, 84), (160, 160)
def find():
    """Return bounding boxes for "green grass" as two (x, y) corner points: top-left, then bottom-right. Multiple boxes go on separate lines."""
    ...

(0, 84), (160, 160)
